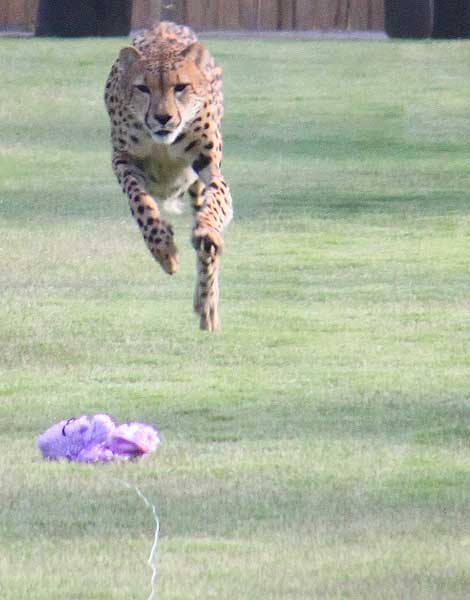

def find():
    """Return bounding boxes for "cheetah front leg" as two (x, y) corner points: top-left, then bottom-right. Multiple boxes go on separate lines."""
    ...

(189, 162), (233, 331)
(112, 151), (179, 274)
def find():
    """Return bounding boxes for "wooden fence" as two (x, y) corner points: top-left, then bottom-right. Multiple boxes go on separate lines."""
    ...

(0, 0), (37, 29)
(0, 0), (384, 32)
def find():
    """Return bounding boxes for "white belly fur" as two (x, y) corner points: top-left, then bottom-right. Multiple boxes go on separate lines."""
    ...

(142, 144), (197, 209)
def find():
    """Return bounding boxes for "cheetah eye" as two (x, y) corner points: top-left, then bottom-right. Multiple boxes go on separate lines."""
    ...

(135, 84), (150, 94)
(174, 83), (188, 93)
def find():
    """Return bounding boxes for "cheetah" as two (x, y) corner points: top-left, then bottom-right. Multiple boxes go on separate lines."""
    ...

(104, 22), (233, 331)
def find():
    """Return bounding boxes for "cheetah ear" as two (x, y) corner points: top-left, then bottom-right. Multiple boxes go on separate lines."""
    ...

(181, 42), (209, 68)
(119, 46), (142, 71)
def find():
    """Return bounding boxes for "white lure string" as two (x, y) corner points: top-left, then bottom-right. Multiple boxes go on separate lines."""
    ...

(114, 479), (160, 600)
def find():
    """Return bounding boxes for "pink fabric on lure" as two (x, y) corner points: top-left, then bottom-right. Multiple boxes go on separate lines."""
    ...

(37, 414), (160, 463)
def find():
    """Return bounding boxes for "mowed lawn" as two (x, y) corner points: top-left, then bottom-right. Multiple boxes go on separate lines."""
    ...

(1, 34), (470, 599)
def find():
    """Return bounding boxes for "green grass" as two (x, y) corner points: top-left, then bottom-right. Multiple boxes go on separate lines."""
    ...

(2, 35), (470, 598)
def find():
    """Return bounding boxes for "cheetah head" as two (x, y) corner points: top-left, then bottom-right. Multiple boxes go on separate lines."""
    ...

(118, 43), (210, 145)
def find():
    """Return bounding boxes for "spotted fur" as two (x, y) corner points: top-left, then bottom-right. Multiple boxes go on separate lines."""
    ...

(104, 22), (232, 331)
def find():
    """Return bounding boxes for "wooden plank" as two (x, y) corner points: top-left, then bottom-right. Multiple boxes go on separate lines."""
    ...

(259, 0), (279, 29)
(294, 0), (315, 29)
(4, 0), (12, 27)
(217, 0), (240, 29)
(148, 0), (161, 23)
(279, 0), (294, 29)
(369, 0), (384, 30)
(7, 0), (25, 27)
(185, 0), (205, 29)
(279, 0), (295, 29)
(348, 0), (370, 30)
(25, 0), (39, 30)
(0, 0), (9, 27)
(188, 0), (219, 30)
(6, 0), (16, 27)
(333, 0), (349, 28)
(161, 0), (186, 23)
(312, 0), (338, 29)
(239, 0), (257, 29)
(285, 0), (385, 31)
(207, 0), (220, 29)
(132, 0), (148, 29)
(206, 0), (220, 29)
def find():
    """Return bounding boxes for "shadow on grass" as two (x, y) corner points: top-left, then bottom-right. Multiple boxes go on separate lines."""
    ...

(239, 189), (470, 224)
(3, 185), (468, 226)
(159, 395), (470, 448)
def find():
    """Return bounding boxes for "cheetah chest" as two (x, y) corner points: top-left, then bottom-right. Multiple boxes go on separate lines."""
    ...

(140, 144), (197, 202)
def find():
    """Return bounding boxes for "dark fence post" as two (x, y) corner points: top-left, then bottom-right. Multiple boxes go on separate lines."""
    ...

(433, 0), (470, 38)
(384, 0), (434, 38)
(36, 0), (132, 37)
(36, 0), (98, 36)
(385, 0), (470, 39)
(96, 0), (133, 36)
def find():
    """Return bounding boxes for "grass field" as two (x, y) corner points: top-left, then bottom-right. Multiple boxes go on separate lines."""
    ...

(1, 35), (470, 599)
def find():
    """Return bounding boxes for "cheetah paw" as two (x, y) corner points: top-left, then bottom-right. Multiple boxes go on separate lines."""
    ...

(191, 226), (224, 256)
(151, 221), (179, 275)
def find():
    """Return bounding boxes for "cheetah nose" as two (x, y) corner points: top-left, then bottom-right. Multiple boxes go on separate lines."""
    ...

(154, 113), (172, 125)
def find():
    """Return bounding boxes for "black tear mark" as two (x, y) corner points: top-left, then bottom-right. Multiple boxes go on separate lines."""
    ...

(192, 154), (212, 174)
(185, 140), (198, 152)
(173, 132), (186, 144)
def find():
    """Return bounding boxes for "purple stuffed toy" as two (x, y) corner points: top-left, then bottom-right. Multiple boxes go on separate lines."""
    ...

(37, 414), (160, 463)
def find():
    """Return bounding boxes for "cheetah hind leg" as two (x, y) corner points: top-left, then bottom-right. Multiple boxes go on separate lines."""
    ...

(194, 248), (220, 332)
(189, 180), (221, 331)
